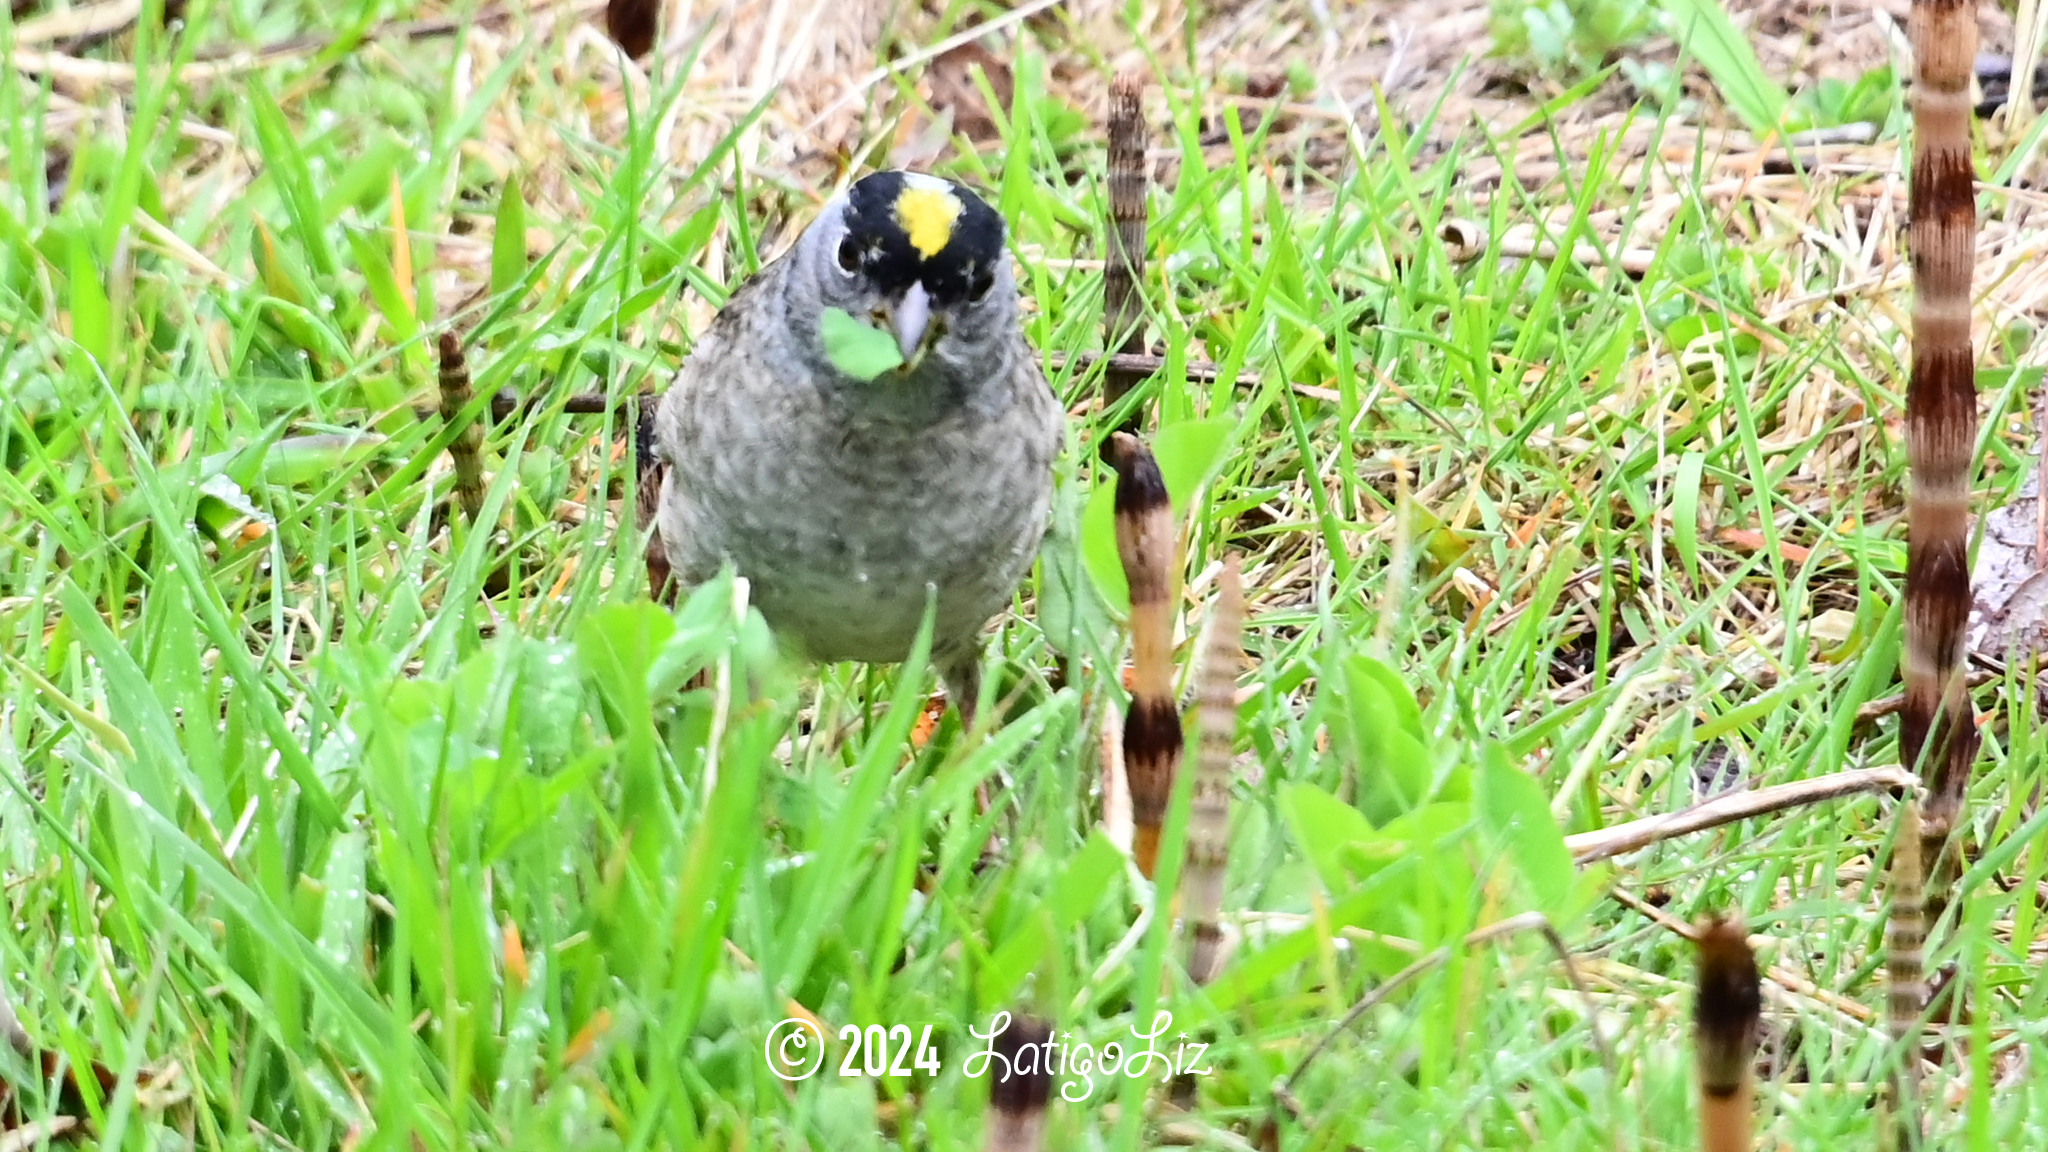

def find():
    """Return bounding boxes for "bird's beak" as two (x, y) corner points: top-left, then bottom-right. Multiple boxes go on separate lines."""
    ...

(888, 282), (934, 367)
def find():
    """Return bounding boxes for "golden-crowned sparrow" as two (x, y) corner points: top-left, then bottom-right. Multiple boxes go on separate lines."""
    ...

(647, 171), (1064, 718)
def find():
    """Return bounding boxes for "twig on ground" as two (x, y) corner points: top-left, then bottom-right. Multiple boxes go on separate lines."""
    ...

(1565, 767), (1915, 864)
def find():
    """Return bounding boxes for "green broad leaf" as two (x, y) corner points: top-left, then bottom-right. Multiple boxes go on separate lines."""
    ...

(978, 910), (1057, 1009)
(642, 202), (722, 285)
(1077, 417), (1232, 615)
(1369, 800), (1479, 944)
(820, 306), (903, 380)
(1035, 462), (1112, 660)
(646, 568), (751, 701)
(1342, 652), (1424, 741)
(1080, 478), (1127, 613)
(318, 134), (407, 220)
(1151, 417), (1233, 505)
(515, 445), (566, 511)
(1048, 829), (1124, 923)
(1374, 800), (1474, 853)
(1475, 745), (1573, 918)
(616, 276), (680, 330)
(1403, 500), (1479, 575)
(1278, 781), (1377, 894)
(576, 602), (674, 829)
(1331, 653), (1434, 825)
(1204, 886), (1379, 1010)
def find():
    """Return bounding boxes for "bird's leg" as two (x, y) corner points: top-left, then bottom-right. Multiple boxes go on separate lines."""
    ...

(632, 397), (679, 605)
(941, 650), (982, 734)
(941, 649), (1009, 869)
(940, 649), (989, 812)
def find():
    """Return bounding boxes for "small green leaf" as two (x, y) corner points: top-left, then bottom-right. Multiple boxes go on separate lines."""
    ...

(1672, 450), (1705, 585)
(616, 276), (679, 329)
(67, 239), (110, 370)
(577, 602), (674, 817)
(252, 220), (309, 307)
(1079, 478), (1127, 613)
(195, 472), (272, 541)
(820, 306), (903, 380)
(259, 298), (349, 369)
(507, 639), (582, 772)
(491, 175), (528, 300)
(316, 830), (370, 968)
(642, 203), (721, 284)
(1342, 653), (1424, 741)
(345, 225), (420, 344)
(318, 134), (407, 220)
(1, 651), (136, 760)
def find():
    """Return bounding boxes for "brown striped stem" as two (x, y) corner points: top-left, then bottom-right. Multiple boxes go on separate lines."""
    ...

(983, 1014), (1053, 1152)
(1692, 914), (1760, 1152)
(434, 332), (487, 524)
(1885, 801), (1927, 1151)
(1108, 430), (1180, 878)
(1901, 0), (1980, 959)
(1185, 553), (1244, 984)
(1102, 71), (1150, 429)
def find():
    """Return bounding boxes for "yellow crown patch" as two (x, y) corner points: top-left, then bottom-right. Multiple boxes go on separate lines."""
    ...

(895, 185), (962, 259)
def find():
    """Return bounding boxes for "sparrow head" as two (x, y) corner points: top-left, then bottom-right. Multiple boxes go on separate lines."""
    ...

(805, 171), (1014, 377)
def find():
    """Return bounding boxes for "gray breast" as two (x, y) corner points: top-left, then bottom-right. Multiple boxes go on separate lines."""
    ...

(655, 296), (1060, 665)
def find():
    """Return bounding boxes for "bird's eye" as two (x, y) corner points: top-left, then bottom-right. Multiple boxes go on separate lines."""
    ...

(967, 267), (995, 303)
(835, 236), (862, 275)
